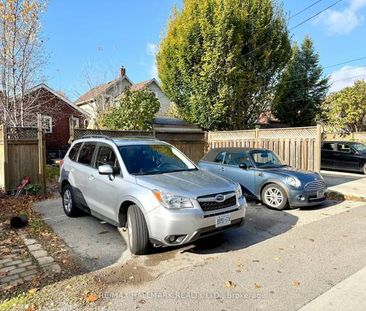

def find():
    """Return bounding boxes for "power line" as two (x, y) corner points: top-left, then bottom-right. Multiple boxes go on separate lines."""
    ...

(290, 0), (344, 31)
(324, 56), (366, 69)
(289, 0), (324, 20)
(243, 0), (344, 59)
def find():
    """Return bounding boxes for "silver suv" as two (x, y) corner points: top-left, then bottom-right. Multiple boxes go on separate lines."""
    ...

(59, 136), (246, 255)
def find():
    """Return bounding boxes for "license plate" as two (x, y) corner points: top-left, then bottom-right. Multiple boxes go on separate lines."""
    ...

(215, 214), (231, 228)
(317, 190), (325, 198)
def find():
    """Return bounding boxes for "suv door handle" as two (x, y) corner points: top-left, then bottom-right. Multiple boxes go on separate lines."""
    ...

(88, 175), (95, 181)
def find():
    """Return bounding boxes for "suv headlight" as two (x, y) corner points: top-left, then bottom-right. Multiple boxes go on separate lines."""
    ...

(285, 176), (301, 188)
(153, 190), (193, 209)
(235, 184), (243, 200)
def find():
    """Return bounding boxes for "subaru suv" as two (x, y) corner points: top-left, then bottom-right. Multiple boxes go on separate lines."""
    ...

(59, 136), (246, 255)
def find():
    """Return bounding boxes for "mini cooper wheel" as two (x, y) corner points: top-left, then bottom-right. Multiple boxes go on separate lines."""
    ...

(62, 185), (80, 217)
(127, 205), (150, 255)
(261, 183), (288, 210)
(363, 162), (366, 175)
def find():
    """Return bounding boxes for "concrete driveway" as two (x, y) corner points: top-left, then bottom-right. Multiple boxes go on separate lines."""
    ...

(34, 197), (363, 272)
(321, 170), (366, 199)
(34, 199), (128, 271)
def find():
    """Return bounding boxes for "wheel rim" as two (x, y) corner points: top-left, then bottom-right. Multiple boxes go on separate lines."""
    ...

(127, 211), (133, 246)
(264, 187), (284, 208)
(63, 189), (72, 213)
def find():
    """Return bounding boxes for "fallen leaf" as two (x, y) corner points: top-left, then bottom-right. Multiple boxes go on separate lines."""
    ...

(28, 288), (39, 294)
(85, 294), (98, 303)
(278, 248), (284, 251)
(224, 281), (236, 288)
(293, 281), (301, 287)
(309, 239), (315, 242)
(254, 283), (262, 289)
(252, 259), (260, 263)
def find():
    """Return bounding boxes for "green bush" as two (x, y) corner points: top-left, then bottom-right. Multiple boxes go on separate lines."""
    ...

(98, 88), (160, 131)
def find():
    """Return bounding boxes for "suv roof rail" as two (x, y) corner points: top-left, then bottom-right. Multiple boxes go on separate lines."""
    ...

(80, 134), (114, 141)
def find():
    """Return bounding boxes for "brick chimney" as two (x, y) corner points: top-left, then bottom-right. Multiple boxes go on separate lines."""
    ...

(120, 66), (126, 77)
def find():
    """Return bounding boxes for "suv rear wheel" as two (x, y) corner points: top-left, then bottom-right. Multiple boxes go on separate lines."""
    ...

(362, 162), (366, 175)
(127, 205), (150, 255)
(261, 183), (288, 210)
(62, 185), (80, 217)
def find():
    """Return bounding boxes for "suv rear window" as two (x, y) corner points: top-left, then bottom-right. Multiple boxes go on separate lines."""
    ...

(78, 143), (96, 166)
(68, 143), (82, 161)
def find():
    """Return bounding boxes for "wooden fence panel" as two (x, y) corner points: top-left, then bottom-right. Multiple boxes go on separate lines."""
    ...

(7, 140), (40, 191)
(207, 126), (322, 171)
(0, 121), (46, 193)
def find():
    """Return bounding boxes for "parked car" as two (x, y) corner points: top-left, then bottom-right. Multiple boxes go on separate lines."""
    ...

(198, 148), (327, 210)
(59, 136), (246, 255)
(321, 141), (366, 174)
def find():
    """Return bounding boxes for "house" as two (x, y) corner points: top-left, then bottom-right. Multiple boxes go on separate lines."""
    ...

(27, 84), (87, 158)
(75, 67), (171, 128)
(256, 111), (288, 128)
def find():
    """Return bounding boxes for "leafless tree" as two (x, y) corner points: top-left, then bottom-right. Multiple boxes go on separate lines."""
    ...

(0, 0), (48, 127)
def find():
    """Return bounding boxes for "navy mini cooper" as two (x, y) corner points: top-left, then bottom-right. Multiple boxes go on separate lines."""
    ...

(198, 148), (327, 210)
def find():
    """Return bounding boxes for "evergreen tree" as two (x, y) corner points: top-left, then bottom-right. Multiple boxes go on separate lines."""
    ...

(274, 36), (329, 126)
(157, 0), (291, 130)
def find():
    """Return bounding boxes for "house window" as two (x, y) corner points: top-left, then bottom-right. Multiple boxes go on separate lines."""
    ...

(42, 116), (53, 133)
(72, 117), (80, 129)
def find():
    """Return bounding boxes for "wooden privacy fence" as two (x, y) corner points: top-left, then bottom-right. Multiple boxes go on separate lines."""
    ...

(0, 116), (46, 193)
(69, 125), (206, 163)
(207, 125), (322, 171)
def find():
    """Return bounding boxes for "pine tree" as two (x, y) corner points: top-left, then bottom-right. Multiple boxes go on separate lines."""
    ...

(273, 36), (329, 126)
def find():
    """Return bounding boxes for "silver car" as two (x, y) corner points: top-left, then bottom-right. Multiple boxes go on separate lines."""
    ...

(198, 148), (327, 210)
(59, 136), (246, 255)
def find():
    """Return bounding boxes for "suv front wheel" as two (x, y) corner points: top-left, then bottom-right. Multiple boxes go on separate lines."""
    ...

(127, 205), (150, 255)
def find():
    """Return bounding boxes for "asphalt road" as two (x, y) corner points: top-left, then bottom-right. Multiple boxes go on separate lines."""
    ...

(97, 200), (366, 311)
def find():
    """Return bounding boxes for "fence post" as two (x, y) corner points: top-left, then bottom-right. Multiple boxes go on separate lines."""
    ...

(1, 124), (9, 192)
(255, 126), (260, 148)
(315, 124), (322, 172)
(37, 114), (46, 195)
(68, 116), (75, 144)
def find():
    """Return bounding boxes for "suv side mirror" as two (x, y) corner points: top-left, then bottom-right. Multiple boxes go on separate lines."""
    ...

(238, 163), (248, 170)
(98, 164), (114, 175)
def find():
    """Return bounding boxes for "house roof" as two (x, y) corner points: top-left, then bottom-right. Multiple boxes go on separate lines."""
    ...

(75, 75), (134, 106)
(75, 79), (117, 106)
(130, 79), (156, 91)
(28, 83), (87, 116)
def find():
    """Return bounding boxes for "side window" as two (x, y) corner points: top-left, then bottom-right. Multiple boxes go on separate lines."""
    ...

(95, 145), (120, 171)
(322, 143), (336, 151)
(214, 152), (225, 163)
(337, 143), (352, 153)
(78, 143), (96, 166)
(223, 151), (251, 166)
(68, 143), (82, 161)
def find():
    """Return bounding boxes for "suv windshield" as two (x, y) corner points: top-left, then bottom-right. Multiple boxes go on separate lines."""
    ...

(118, 144), (196, 175)
(250, 150), (284, 168)
(353, 143), (366, 153)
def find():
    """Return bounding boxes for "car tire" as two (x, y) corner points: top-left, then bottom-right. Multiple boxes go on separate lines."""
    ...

(363, 162), (366, 175)
(127, 205), (150, 255)
(261, 183), (289, 210)
(62, 184), (80, 217)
